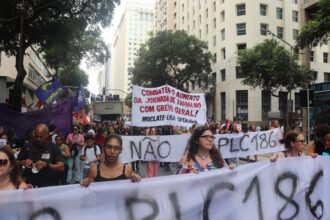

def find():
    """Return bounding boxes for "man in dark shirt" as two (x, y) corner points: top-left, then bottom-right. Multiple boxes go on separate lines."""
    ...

(17, 124), (64, 187)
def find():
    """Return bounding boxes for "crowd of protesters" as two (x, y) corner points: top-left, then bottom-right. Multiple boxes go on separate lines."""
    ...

(0, 117), (329, 191)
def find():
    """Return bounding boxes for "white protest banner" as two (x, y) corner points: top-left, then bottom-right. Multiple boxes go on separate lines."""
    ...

(0, 139), (6, 148)
(131, 85), (207, 127)
(119, 128), (284, 162)
(1, 157), (329, 220)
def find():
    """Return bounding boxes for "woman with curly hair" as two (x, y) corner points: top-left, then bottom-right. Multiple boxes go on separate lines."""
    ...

(176, 126), (230, 174)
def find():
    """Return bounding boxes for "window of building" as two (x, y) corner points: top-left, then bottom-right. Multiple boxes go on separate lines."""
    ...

(237, 43), (246, 51)
(277, 26), (283, 39)
(260, 23), (268, 35)
(214, 53), (217, 63)
(206, 24), (209, 34)
(279, 91), (287, 113)
(206, 8), (208, 18)
(276, 7), (283, 19)
(221, 92), (226, 121)
(236, 90), (248, 120)
(199, 15), (202, 24)
(292, 10), (298, 22)
(236, 66), (243, 78)
(213, 1), (216, 11)
(294, 92), (300, 112)
(221, 69), (226, 81)
(199, 29), (201, 38)
(293, 29), (299, 40)
(236, 4), (246, 16)
(193, 20), (195, 28)
(220, 10), (225, 21)
(311, 71), (318, 80)
(213, 35), (217, 46)
(292, 0), (298, 3)
(182, 3), (184, 11)
(236, 23), (246, 35)
(324, 72), (330, 82)
(221, 28), (225, 40)
(260, 4), (267, 16)
(191, 81), (195, 90)
(182, 16), (184, 24)
(262, 90), (271, 121)
(323, 52), (328, 63)
(213, 18), (216, 28)
(310, 50), (314, 62)
(221, 48), (226, 59)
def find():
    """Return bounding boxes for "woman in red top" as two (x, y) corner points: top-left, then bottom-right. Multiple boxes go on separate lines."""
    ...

(94, 127), (107, 149)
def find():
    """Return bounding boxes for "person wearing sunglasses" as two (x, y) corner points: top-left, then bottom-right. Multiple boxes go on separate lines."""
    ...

(0, 148), (31, 190)
(176, 126), (228, 174)
(271, 130), (313, 162)
(80, 134), (141, 187)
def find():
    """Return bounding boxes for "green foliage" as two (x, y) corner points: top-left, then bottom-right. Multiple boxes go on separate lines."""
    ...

(58, 66), (89, 88)
(297, 0), (330, 47)
(237, 39), (314, 96)
(132, 30), (213, 91)
(124, 92), (132, 108)
(0, 0), (119, 110)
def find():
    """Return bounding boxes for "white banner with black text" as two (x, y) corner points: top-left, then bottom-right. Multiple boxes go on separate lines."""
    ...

(1, 157), (329, 220)
(131, 85), (207, 127)
(119, 128), (284, 163)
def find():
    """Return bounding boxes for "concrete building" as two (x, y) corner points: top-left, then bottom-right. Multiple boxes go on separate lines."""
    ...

(155, 0), (174, 32)
(97, 69), (105, 95)
(156, 0), (330, 123)
(110, 0), (155, 98)
(0, 47), (54, 111)
(104, 43), (111, 95)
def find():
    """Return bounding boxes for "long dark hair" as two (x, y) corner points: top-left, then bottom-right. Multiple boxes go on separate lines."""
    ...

(279, 130), (302, 151)
(0, 148), (23, 187)
(187, 126), (225, 168)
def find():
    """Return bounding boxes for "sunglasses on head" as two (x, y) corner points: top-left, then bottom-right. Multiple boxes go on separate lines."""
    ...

(0, 159), (8, 166)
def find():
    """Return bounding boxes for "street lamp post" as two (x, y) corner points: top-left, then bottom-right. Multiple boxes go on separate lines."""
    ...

(261, 28), (295, 132)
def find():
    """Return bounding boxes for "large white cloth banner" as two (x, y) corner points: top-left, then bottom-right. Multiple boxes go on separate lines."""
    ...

(1, 157), (329, 220)
(131, 85), (207, 127)
(119, 128), (284, 162)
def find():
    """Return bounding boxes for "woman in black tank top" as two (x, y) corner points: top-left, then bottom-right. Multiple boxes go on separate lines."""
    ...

(271, 130), (307, 162)
(81, 134), (141, 187)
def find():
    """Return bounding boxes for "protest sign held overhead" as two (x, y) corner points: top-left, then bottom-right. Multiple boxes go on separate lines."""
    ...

(131, 85), (207, 127)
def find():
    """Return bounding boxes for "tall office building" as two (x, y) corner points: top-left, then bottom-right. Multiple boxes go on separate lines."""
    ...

(110, 0), (155, 98)
(156, 0), (330, 123)
(155, 0), (174, 32)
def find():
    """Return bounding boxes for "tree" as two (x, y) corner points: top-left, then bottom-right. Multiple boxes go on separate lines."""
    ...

(237, 39), (313, 97)
(58, 66), (89, 88)
(132, 30), (213, 91)
(297, 0), (330, 48)
(0, 0), (119, 111)
(124, 92), (132, 108)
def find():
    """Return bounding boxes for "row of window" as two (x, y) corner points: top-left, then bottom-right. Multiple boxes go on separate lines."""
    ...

(236, 4), (298, 22)
(220, 90), (300, 121)
(310, 51), (329, 63)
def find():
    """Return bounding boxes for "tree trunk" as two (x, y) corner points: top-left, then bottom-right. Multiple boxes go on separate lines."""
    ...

(12, 46), (27, 112)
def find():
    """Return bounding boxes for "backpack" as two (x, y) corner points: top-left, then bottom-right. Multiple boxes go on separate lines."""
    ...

(83, 145), (99, 157)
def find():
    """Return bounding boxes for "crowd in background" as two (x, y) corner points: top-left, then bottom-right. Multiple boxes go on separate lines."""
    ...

(1, 118), (329, 191)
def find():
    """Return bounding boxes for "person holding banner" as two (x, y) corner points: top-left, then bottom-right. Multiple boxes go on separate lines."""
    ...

(0, 148), (31, 190)
(176, 126), (229, 174)
(307, 125), (330, 157)
(271, 130), (312, 161)
(80, 134), (141, 187)
(146, 127), (159, 178)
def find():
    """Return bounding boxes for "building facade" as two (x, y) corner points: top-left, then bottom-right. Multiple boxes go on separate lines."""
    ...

(0, 47), (53, 111)
(155, 0), (174, 32)
(110, 0), (155, 98)
(156, 0), (330, 123)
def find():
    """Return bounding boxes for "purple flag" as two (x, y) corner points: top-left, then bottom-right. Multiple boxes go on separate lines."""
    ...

(0, 97), (73, 139)
(73, 85), (86, 112)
